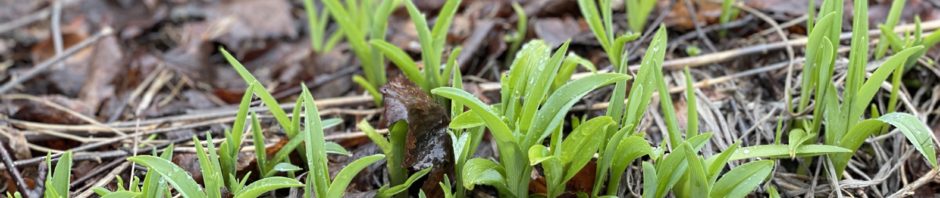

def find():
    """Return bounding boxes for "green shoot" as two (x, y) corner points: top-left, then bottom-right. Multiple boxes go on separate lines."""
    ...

(44, 151), (73, 198)
(626, 0), (657, 33)
(371, 0), (462, 99)
(874, 0), (907, 59)
(504, 2), (527, 67)
(792, 0), (937, 179)
(303, 0), (342, 53)
(719, 0), (737, 37)
(301, 84), (386, 198)
(322, 0), (400, 104)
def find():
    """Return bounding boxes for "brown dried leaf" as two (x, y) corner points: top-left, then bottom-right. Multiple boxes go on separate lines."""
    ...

(381, 77), (453, 197)
(534, 17), (584, 48)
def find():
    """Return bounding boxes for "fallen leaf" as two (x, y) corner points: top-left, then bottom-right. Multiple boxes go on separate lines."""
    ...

(534, 17), (584, 48)
(381, 77), (453, 197)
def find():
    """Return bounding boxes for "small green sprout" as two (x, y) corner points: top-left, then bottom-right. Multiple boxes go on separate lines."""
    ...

(44, 151), (73, 198)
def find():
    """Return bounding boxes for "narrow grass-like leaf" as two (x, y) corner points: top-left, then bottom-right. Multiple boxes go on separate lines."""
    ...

(709, 160), (774, 198)
(523, 73), (629, 148)
(250, 113), (267, 177)
(518, 42), (571, 131)
(430, 0), (462, 68)
(234, 177), (303, 198)
(325, 142), (351, 156)
(683, 143), (710, 197)
(127, 156), (205, 198)
(378, 167), (432, 197)
(357, 120), (390, 153)
(326, 154), (385, 197)
(684, 68), (698, 134)
(831, 119), (883, 175)
(641, 162), (657, 198)
(462, 158), (506, 191)
(221, 48), (292, 132)
(874, 0), (907, 59)
(730, 144), (851, 160)
(193, 134), (222, 198)
(431, 87), (514, 144)
(878, 113), (938, 167)
(52, 151), (72, 197)
(653, 147), (689, 198)
(704, 142), (740, 183)
(141, 145), (173, 198)
(577, 0), (610, 51)
(450, 110), (484, 129)
(101, 191), (140, 198)
(369, 40), (425, 88)
(561, 116), (613, 181)
(626, 0), (656, 32)
(403, 0), (440, 89)
(851, 46), (924, 121)
(607, 135), (651, 195)
(553, 54), (596, 89)
(321, 0), (382, 87)
(301, 84), (330, 198)
(843, 0), (870, 129)
(352, 75), (383, 106)
(272, 163), (302, 172)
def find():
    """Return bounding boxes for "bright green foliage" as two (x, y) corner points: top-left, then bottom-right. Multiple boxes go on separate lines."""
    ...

(322, 0), (401, 104)
(303, 0), (342, 53)
(44, 151), (73, 198)
(594, 26), (667, 197)
(223, 47), (349, 179)
(874, 0), (907, 59)
(433, 39), (628, 197)
(729, 144), (851, 160)
(578, 2), (663, 196)
(127, 134), (302, 198)
(708, 160), (774, 197)
(529, 116), (617, 197)
(301, 84), (386, 198)
(97, 146), (175, 198)
(448, 66), (487, 198)
(626, 0), (657, 32)
(793, 0), (937, 179)
(371, 0), (462, 100)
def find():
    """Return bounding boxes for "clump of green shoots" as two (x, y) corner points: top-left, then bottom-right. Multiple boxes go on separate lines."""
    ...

(124, 132), (303, 198)
(321, 0), (400, 105)
(95, 146), (174, 197)
(433, 39), (628, 197)
(791, 0), (936, 178)
(303, 0), (342, 53)
(370, 0), (462, 100)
